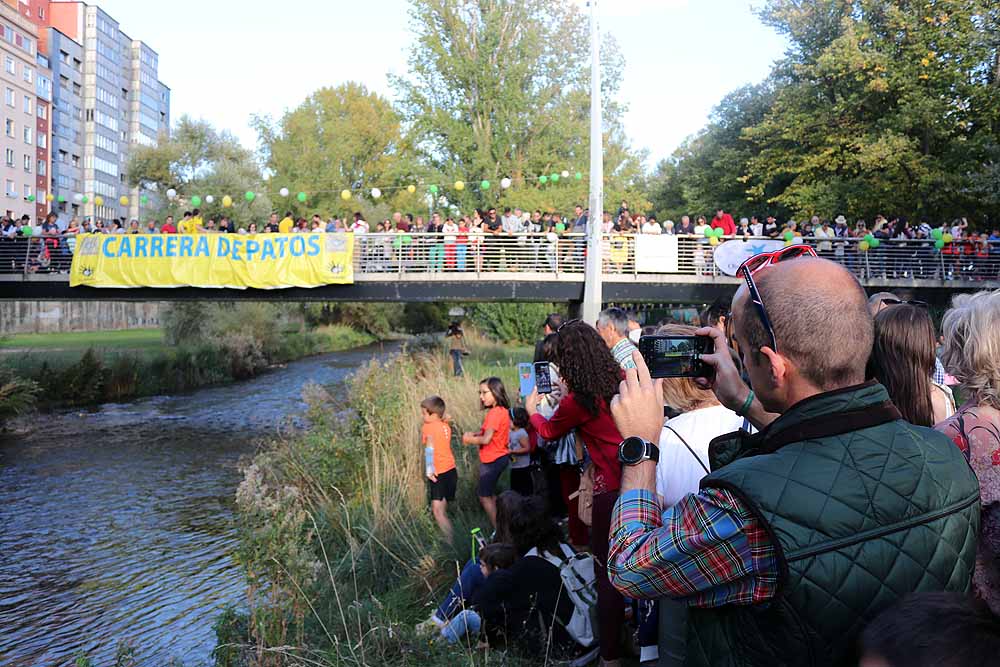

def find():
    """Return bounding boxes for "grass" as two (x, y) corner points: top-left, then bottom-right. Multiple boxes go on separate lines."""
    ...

(0, 328), (165, 351)
(227, 328), (551, 667)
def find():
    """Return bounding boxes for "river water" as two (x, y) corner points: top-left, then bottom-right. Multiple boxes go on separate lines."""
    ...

(0, 345), (392, 666)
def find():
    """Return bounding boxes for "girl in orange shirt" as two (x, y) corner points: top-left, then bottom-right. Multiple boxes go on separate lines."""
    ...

(462, 377), (511, 527)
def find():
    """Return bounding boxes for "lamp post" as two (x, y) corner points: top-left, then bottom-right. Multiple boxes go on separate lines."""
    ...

(582, 0), (604, 325)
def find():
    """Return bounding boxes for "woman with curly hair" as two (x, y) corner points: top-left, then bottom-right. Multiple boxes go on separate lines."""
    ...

(525, 320), (625, 666)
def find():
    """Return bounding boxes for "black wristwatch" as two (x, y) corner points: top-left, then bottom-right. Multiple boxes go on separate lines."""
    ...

(618, 436), (659, 466)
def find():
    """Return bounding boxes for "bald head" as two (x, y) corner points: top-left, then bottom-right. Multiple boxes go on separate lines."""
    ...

(737, 258), (872, 390)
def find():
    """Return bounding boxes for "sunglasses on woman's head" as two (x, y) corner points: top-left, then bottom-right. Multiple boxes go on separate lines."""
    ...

(737, 245), (819, 353)
(556, 318), (581, 333)
(880, 298), (928, 308)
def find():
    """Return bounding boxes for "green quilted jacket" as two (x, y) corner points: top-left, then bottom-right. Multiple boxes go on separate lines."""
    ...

(687, 381), (980, 667)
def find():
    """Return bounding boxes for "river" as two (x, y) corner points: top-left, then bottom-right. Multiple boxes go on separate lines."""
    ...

(0, 344), (394, 666)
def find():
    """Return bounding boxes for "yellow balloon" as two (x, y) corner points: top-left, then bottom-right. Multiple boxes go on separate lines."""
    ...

(222, 195), (233, 208)
(45, 193), (54, 202)
(340, 189), (352, 201)
(94, 196), (104, 207)
(454, 180), (465, 191)
(709, 236), (719, 247)
(407, 184), (416, 194)
(119, 196), (129, 206)
(859, 241), (870, 252)
(943, 233), (954, 244)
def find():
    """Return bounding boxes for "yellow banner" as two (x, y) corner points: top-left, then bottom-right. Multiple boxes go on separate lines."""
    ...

(70, 233), (354, 289)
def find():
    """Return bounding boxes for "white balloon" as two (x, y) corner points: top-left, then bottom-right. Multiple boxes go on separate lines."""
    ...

(279, 187), (290, 198)
(561, 170), (570, 178)
(73, 193), (83, 202)
(371, 187), (382, 199)
(205, 195), (215, 204)
(500, 177), (512, 189)
(166, 188), (177, 200)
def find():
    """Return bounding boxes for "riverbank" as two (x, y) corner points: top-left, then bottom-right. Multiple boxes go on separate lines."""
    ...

(222, 332), (537, 666)
(0, 324), (375, 412)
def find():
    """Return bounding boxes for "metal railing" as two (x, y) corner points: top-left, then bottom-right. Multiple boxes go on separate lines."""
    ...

(2, 232), (999, 285)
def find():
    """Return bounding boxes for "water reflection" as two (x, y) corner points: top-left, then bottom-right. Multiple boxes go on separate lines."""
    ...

(0, 344), (390, 666)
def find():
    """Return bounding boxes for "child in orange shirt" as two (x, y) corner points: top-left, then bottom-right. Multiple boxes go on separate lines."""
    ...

(462, 377), (511, 528)
(421, 395), (456, 541)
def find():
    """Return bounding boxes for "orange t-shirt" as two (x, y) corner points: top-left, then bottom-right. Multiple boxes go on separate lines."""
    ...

(422, 420), (455, 475)
(478, 406), (511, 464)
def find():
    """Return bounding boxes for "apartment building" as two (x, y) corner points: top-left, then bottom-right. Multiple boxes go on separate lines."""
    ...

(0, 1), (50, 221)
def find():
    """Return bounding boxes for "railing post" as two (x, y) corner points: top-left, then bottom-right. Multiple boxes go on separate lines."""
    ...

(22, 238), (32, 277)
(864, 247), (871, 281)
(939, 248), (946, 281)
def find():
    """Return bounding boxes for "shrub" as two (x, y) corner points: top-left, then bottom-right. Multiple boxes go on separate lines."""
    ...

(466, 303), (554, 343)
(0, 367), (39, 425)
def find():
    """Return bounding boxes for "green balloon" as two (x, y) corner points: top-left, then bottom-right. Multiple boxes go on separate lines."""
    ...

(783, 230), (794, 241)
(57, 195), (66, 203)
(191, 195), (202, 207)
(705, 227), (715, 238)
(931, 228), (943, 240)
(869, 238), (881, 248)
(935, 239), (945, 249)
(82, 195), (89, 203)
(575, 172), (583, 180)
(863, 233), (875, 244)
(140, 195), (148, 205)
(539, 175), (548, 184)
(27, 194), (35, 202)
(429, 184), (439, 195)
(245, 191), (256, 202)
(481, 180), (491, 190)
(716, 228), (726, 237)
(550, 173), (560, 183)
(297, 191), (307, 203)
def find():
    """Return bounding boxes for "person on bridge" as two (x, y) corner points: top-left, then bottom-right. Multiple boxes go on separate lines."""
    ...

(711, 208), (736, 236)
(607, 253), (979, 667)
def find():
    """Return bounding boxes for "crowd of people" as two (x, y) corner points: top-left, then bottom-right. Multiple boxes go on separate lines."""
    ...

(5, 204), (1000, 281)
(416, 256), (1000, 666)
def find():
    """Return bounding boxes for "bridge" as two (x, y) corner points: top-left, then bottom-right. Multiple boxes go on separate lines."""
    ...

(0, 233), (996, 306)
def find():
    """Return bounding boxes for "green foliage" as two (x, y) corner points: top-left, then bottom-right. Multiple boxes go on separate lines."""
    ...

(212, 605), (252, 667)
(403, 303), (452, 334)
(127, 116), (272, 229)
(392, 0), (649, 214)
(0, 366), (39, 425)
(254, 83), (411, 218)
(465, 303), (552, 343)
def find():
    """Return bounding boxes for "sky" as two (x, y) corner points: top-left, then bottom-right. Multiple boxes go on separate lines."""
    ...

(92, 0), (788, 169)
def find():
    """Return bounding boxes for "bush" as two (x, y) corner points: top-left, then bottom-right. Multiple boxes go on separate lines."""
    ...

(0, 367), (39, 425)
(466, 303), (554, 343)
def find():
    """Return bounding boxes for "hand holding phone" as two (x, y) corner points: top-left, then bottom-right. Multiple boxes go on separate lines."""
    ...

(534, 361), (553, 394)
(638, 335), (713, 379)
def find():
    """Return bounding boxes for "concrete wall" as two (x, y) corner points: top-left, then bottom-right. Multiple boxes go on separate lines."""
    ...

(0, 300), (161, 333)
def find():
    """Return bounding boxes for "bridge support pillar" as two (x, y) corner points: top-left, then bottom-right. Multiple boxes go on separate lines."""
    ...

(582, 0), (603, 326)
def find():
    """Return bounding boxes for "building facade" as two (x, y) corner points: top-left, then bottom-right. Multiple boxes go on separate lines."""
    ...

(14, 0), (169, 223)
(0, 1), (50, 221)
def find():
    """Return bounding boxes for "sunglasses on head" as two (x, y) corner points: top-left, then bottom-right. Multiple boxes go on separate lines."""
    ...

(880, 298), (928, 308)
(738, 245), (819, 353)
(556, 318), (581, 333)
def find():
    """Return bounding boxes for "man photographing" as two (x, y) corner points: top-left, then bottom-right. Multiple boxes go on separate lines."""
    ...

(608, 253), (979, 666)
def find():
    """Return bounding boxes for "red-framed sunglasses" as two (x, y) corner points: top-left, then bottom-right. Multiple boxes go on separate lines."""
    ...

(738, 245), (818, 353)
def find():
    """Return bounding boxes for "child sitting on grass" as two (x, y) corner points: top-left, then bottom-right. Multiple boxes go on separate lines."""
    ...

(421, 395), (456, 541)
(438, 543), (518, 644)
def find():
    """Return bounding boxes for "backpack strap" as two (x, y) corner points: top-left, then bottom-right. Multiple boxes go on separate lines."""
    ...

(663, 424), (710, 476)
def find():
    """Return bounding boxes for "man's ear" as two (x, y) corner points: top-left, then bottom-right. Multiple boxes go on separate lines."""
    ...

(759, 346), (787, 387)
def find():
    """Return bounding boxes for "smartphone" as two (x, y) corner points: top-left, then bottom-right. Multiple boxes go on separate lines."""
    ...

(638, 335), (713, 379)
(534, 361), (553, 394)
(518, 362), (535, 397)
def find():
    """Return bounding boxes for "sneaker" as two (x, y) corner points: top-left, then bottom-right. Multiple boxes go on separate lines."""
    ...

(415, 615), (444, 637)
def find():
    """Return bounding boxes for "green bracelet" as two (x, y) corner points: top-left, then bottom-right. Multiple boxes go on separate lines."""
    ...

(736, 389), (755, 417)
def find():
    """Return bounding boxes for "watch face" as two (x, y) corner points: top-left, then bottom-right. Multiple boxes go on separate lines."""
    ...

(620, 437), (647, 464)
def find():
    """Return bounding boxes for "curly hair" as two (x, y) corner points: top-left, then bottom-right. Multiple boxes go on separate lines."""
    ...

(554, 320), (621, 416)
(507, 494), (562, 556)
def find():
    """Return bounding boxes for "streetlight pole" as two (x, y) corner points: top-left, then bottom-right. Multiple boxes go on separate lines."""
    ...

(582, 0), (603, 325)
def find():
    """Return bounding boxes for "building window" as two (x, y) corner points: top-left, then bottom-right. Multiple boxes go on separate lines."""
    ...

(37, 160), (46, 176)
(4, 57), (13, 75)
(38, 7), (44, 19)
(23, 67), (31, 84)
(4, 148), (13, 166)
(23, 126), (31, 144)
(71, 154), (79, 167)
(24, 184), (31, 200)
(23, 154), (31, 172)
(5, 88), (13, 107)
(22, 96), (30, 114)
(6, 179), (15, 197)
(4, 118), (12, 137)
(38, 132), (45, 149)
(36, 104), (46, 120)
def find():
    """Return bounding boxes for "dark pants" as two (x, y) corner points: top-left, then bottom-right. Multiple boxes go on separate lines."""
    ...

(450, 349), (464, 377)
(592, 490), (625, 660)
(510, 466), (533, 496)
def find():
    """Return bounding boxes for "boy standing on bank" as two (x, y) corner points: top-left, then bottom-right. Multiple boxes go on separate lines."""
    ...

(422, 396), (456, 541)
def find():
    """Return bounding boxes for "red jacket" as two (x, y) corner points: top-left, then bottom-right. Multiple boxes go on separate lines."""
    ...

(711, 213), (736, 236)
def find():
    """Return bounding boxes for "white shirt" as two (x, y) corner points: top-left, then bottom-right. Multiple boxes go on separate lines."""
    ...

(814, 226), (833, 251)
(350, 220), (369, 234)
(641, 221), (662, 235)
(655, 404), (744, 507)
(751, 223), (763, 236)
(693, 223), (708, 243)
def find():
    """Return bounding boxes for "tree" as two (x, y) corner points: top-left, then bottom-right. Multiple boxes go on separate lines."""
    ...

(127, 116), (271, 228)
(253, 83), (417, 218)
(742, 0), (1000, 223)
(392, 0), (649, 215)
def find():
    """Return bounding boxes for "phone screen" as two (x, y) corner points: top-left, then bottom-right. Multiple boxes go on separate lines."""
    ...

(638, 335), (712, 379)
(518, 363), (535, 397)
(534, 361), (553, 394)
